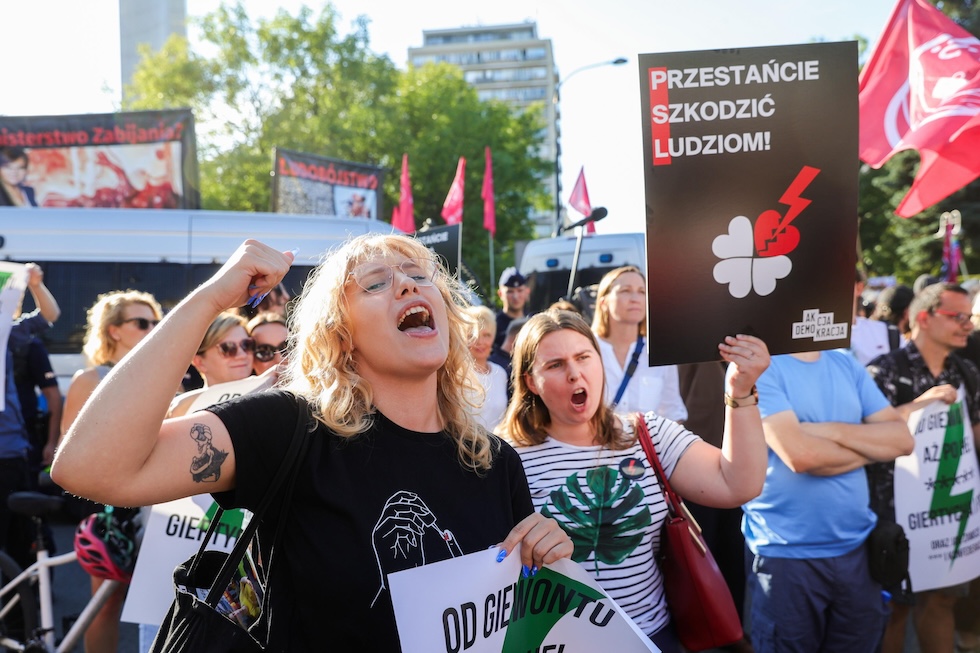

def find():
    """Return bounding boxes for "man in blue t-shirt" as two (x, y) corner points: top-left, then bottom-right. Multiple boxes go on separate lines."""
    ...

(742, 349), (913, 652)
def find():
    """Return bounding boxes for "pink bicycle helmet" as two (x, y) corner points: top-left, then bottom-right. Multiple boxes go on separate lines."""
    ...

(74, 511), (137, 583)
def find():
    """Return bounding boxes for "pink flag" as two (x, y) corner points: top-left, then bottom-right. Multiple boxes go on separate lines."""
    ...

(859, 0), (980, 217)
(392, 153), (415, 232)
(568, 167), (596, 233)
(441, 157), (466, 225)
(482, 147), (496, 236)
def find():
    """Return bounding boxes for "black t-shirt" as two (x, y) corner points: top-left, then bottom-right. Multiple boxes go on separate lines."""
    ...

(208, 390), (533, 652)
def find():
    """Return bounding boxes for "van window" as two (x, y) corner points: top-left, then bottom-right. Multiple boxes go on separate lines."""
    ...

(22, 261), (313, 355)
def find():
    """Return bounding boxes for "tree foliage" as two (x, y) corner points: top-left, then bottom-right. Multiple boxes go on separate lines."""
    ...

(858, 0), (980, 283)
(122, 2), (547, 300)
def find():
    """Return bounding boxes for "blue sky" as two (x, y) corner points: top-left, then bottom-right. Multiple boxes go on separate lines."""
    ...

(2, 0), (898, 234)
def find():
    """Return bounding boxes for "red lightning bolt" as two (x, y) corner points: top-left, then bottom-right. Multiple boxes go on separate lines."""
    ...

(763, 166), (821, 251)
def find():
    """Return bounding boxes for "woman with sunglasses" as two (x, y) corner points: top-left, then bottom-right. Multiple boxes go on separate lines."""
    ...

(247, 311), (288, 375)
(59, 289), (162, 653)
(168, 312), (256, 418)
(53, 236), (572, 651)
(499, 308), (769, 653)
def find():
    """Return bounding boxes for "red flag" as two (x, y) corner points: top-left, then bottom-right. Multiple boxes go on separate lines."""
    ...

(859, 0), (980, 217)
(392, 153), (415, 232)
(482, 147), (496, 236)
(441, 157), (466, 225)
(568, 167), (596, 233)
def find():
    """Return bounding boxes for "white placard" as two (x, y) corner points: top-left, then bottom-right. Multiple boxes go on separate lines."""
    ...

(896, 386), (980, 591)
(121, 495), (249, 625)
(186, 373), (275, 414)
(389, 545), (659, 653)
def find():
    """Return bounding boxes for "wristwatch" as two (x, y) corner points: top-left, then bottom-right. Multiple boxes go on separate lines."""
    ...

(724, 385), (759, 408)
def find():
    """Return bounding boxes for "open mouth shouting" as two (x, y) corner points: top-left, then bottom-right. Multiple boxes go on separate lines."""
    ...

(397, 304), (434, 333)
(571, 388), (588, 408)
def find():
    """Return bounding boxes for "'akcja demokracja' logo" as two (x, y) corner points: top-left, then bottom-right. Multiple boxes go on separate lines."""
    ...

(712, 166), (820, 298)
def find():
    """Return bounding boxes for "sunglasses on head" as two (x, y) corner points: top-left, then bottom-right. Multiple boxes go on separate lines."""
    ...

(214, 338), (256, 358)
(254, 341), (287, 363)
(121, 317), (160, 331)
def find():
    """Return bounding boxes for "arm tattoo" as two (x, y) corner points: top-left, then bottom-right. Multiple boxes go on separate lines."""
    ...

(188, 423), (229, 483)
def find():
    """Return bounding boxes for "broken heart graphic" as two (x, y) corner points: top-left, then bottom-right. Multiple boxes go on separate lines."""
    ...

(713, 216), (793, 298)
(754, 209), (801, 257)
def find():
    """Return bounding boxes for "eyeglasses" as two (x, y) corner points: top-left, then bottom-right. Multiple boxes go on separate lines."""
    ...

(254, 341), (287, 363)
(348, 257), (438, 294)
(933, 309), (973, 326)
(214, 338), (256, 358)
(120, 317), (160, 331)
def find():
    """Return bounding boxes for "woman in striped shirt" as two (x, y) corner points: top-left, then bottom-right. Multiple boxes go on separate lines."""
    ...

(498, 308), (769, 653)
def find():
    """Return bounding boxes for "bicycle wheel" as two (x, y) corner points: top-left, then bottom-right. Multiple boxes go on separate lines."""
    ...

(0, 549), (39, 650)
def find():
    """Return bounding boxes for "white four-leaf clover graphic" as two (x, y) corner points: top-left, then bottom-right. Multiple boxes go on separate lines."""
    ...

(712, 216), (792, 299)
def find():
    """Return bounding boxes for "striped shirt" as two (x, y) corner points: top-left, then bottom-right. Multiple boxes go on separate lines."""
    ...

(514, 412), (699, 637)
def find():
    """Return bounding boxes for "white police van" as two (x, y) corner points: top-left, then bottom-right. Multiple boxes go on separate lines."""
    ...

(0, 206), (397, 391)
(517, 232), (646, 316)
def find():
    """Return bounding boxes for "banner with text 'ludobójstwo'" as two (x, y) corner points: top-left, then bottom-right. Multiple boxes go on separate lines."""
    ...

(0, 109), (199, 209)
(639, 42), (858, 365)
(271, 147), (383, 218)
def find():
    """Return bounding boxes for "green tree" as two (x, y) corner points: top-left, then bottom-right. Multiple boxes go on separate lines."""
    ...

(122, 2), (547, 300)
(377, 63), (546, 296)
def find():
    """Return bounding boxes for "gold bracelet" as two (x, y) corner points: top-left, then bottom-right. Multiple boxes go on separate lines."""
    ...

(724, 385), (759, 408)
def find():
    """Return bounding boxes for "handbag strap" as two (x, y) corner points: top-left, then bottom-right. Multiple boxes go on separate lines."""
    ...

(635, 413), (708, 552)
(634, 412), (681, 518)
(188, 394), (311, 605)
(611, 335), (645, 409)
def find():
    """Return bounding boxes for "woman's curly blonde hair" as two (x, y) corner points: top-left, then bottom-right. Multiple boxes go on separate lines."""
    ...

(280, 233), (494, 472)
(82, 290), (162, 366)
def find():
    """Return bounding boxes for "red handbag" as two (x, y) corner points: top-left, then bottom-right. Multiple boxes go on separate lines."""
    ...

(635, 414), (744, 652)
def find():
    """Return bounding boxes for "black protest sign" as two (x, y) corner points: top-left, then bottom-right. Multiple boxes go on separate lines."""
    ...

(414, 223), (461, 277)
(639, 41), (858, 365)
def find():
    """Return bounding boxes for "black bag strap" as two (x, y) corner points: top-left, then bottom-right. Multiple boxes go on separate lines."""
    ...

(611, 336), (644, 409)
(186, 394), (310, 605)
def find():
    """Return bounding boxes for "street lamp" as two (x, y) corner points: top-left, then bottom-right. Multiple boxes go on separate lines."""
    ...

(552, 56), (628, 237)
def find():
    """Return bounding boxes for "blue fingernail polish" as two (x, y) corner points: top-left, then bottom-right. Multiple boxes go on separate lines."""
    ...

(496, 550), (507, 563)
(530, 565), (538, 577)
(248, 284), (259, 290)
(255, 291), (270, 304)
(521, 565), (530, 578)
(287, 247), (300, 258)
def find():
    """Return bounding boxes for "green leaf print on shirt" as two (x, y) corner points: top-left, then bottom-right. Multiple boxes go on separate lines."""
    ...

(542, 467), (651, 571)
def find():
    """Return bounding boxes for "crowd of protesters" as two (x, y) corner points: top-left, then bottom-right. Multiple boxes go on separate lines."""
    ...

(0, 238), (978, 652)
